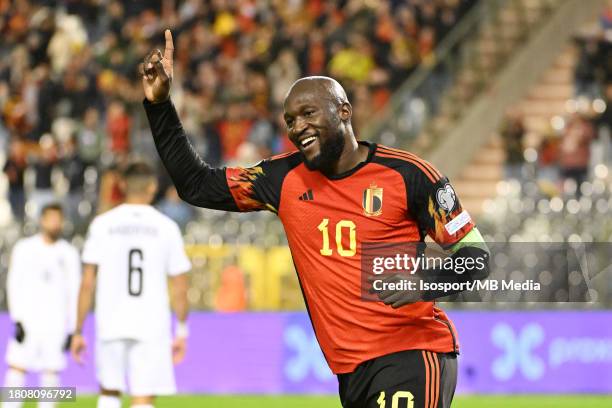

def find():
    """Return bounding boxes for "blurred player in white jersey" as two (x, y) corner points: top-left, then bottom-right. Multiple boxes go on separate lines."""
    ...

(70, 161), (191, 408)
(3, 203), (81, 408)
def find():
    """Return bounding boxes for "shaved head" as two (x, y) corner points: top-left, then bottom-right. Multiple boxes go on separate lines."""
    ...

(284, 76), (349, 108)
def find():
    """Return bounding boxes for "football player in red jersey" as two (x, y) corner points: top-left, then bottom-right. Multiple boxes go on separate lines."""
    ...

(142, 30), (489, 408)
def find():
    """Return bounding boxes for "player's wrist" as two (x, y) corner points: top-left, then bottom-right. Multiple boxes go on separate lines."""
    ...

(175, 321), (189, 338)
(144, 95), (171, 105)
(154, 93), (171, 104)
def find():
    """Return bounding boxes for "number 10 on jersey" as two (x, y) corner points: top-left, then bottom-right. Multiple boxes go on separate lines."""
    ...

(317, 218), (356, 257)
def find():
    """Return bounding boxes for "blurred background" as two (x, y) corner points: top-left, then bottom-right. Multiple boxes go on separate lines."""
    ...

(0, 0), (611, 405)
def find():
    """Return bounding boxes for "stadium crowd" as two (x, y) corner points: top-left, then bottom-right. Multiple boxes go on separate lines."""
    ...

(0, 0), (476, 229)
(500, 5), (612, 194)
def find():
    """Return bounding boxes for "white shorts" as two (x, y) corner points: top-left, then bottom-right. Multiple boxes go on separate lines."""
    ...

(95, 339), (176, 396)
(5, 334), (66, 372)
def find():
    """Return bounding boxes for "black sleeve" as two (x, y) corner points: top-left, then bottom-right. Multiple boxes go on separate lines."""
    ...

(144, 99), (241, 211)
(144, 99), (294, 213)
(404, 167), (475, 248)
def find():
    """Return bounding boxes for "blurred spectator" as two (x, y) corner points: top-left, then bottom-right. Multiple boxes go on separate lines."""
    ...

(594, 82), (612, 166)
(97, 163), (125, 214)
(268, 49), (301, 107)
(106, 101), (131, 157)
(76, 107), (104, 166)
(573, 21), (612, 98)
(29, 134), (58, 218)
(500, 109), (526, 181)
(3, 138), (27, 222)
(537, 130), (560, 185)
(573, 35), (603, 98)
(329, 33), (375, 84)
(217, 102), (254, 162)
(32, 64), (60, 137)
(602, 2), (612, 30)
(157, 186), (195, 231)
(559, 112), (595, 193)
(303, 29), (327, 76)
(598, 83), (612, 131)
(248, 114), (276, 159)
(60, 134), (86, 227)
(47, 14), (87, 75)
(214, 265), (247, 312)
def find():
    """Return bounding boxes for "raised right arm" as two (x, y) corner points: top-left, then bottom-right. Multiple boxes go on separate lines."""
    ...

(144, 99), (241, 211)
(141, 29), (260, 211)
(142, 30), (293, 213)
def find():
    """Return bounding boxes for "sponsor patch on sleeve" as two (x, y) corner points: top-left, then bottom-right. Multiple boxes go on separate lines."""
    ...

(444, 210), (471, 235)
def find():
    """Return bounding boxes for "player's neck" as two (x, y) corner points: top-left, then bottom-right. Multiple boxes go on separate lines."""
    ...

(328, 138), (368, 175)
(124, 196), (152, 205)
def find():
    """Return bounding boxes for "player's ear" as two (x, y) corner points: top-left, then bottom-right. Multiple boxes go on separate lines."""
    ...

(148, 179), (159, 197)
(339, 102), (352, 123)
(118, 179), (127, 195)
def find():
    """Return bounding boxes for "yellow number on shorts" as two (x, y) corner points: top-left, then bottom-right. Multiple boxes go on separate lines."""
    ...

(377, 391), (386, 408)
(377, 391), (414, 408)
(392, 391), (414, 408)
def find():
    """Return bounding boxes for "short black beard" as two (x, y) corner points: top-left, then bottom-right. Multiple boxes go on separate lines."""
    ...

(44, 230), (62, 242)
(303, 129), (345, 173)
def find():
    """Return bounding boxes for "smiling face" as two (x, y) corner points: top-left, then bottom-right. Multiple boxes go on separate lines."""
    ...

(283, 77), (351, 172)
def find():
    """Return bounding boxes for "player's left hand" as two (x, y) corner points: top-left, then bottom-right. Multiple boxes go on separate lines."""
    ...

(172, 337), (187, 365)
(70, 334), (87, 365)
(369, 273), (423, 308)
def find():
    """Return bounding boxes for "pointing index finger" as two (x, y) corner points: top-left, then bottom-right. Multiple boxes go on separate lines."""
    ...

(164, 29), (174, 63)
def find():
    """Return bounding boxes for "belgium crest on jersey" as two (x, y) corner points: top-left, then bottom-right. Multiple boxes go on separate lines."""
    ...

(362, 183), (383, 216)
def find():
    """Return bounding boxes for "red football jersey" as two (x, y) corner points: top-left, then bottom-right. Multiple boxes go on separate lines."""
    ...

(145, 100), (475, 374)
(226, 143), (474, 373)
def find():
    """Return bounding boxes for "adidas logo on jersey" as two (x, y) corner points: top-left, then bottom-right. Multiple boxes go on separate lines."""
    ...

(298, 189), (314, 201)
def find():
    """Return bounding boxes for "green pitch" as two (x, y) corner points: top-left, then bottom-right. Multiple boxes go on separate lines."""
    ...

(45, 394), (612, 407)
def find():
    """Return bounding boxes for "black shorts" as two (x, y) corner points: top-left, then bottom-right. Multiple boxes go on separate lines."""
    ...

(338, 350), (458, 408)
